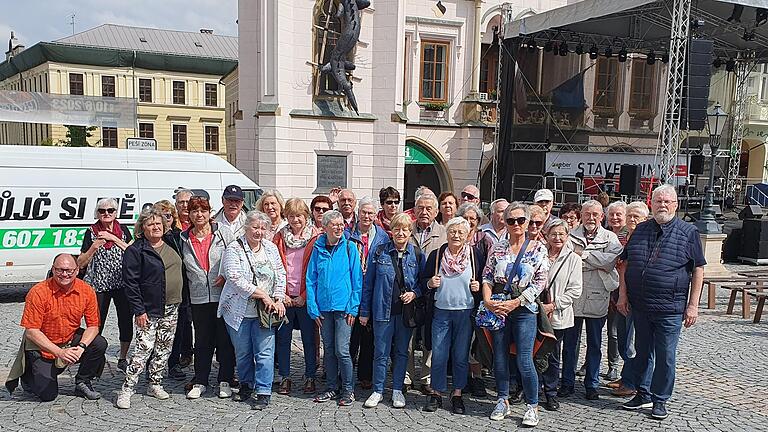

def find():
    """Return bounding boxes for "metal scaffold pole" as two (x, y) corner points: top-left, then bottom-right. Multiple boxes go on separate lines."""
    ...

(726, 60), (752, 200)
(658, 0), (691, 184)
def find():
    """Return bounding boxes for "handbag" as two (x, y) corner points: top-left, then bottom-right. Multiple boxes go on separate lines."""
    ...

(237, 239), (289, 329)
(401, 250), (425, 329)
(475, 239), (529, 330)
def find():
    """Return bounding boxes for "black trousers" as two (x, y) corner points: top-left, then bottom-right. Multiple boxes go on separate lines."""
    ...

(21, 329), (107, 402)
(350, 318), (374, 382)
(191, 302), (235, 385)
(169, 301), (194, 369)
(96, 290), (133, 343)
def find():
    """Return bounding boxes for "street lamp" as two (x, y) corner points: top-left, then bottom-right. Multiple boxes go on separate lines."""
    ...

(696, 103), (728, 234)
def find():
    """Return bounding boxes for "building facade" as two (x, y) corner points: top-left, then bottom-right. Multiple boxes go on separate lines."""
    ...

(0, 24), (237, 156)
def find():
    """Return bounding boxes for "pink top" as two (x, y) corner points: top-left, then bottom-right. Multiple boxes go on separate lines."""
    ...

(284, 245), (306, 297)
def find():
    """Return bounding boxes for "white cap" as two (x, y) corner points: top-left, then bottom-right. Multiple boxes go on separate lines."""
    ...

(534, 189), (554, 203)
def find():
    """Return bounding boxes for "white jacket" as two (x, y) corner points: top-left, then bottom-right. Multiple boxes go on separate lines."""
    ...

(546, 246), (583, 329)
(569, 225), (622, 318)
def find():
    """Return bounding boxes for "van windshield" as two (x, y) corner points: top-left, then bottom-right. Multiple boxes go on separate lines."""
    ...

(242, 189), (263, 212)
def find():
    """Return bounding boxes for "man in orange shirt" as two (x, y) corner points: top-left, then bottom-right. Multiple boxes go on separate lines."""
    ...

(6, 254), (107, 401)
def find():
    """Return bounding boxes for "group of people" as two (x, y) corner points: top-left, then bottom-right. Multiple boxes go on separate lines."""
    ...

(5, 181), (705, 428)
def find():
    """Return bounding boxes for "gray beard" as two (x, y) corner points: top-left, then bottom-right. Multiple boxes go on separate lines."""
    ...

(654, 212), (674, 224)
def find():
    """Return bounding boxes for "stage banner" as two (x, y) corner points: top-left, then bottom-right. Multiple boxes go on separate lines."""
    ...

(0, 90), (136, 128)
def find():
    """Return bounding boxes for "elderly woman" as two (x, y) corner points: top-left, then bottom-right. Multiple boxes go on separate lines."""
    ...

(437, 192), (458, 225)
(360, 213), (425, 408)
(558, 202), (581, 230)
(605, 201), (629, 383)
(423, 217), (484, 415)
(347, 197), (389, 390)
(272, 198), (321, 395)
(255, 189), (287, 240)
(482, 202), (549, 427)
(78, 198), (133, 372)
(539, 219), (583, 412)
(376, 186), (401, 236)
(457, 202), (494, 254)
(219, 211), (286, 410)
(528, 205), (547, 242)
(116, 208), (184, 409)
(306, 210), (363, 407)
(154, 200), (182, 232)
(310, 195), (333, 231)
(607, 201), (649, 398)
(180, 197), (236, 400)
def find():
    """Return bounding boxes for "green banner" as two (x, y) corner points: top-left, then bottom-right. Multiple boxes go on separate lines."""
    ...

(405, 143), (436, 165)
(0, 227), (88, 250)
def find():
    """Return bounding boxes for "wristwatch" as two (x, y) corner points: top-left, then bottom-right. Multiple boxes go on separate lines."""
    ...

(78, 342), (87, 350)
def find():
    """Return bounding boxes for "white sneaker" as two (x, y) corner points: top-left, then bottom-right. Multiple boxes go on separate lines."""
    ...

(218, 382), (232, 398)
(392, 390), (406, 408)
(364, 392), (383, 408)
(147, 384), (170, 400)
(490, 398), (512, 421)
(115, 389), (133, 409)
(186, 384), (206, 399)
(522, 404), (540, 427)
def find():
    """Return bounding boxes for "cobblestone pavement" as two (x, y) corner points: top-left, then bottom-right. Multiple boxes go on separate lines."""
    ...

(0, 268), (766, 431)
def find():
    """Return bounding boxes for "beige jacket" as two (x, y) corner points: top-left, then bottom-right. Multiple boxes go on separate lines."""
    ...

(546, 246), (583, 329)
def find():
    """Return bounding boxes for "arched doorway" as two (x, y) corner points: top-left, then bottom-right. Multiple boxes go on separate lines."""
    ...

(404, 139), (450, 209)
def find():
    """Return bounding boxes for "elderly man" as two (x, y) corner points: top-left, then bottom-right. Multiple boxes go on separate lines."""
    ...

(617, 185), (704, 420)
(560, 200), (623, 401)
(405, 192), (446, 395)
(337, 189), (358, 230)
(346, 197), (389, 389)
(175, 189), (193, 231)
(460, 185), (481, 205)
(214, 184), (247, 238)
(480, 198), (509, 243)
(404, 186), (435, 222)
(5, 254), (107, 401)
(534, 189), (557, 225)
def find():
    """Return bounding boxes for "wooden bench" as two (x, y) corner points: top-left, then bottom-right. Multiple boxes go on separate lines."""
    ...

(723, 283), (767, 319)
(746, 291), (768, 323)
(703, 276), (748, 309)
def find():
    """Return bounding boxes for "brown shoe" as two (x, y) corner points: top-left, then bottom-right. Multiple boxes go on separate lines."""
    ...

(303, 378), (316, 394)
(420, 384), (435, 395)
(606, 379), (623, 389)
(611, 385), (637, 397)
(278, 378), (292, 395)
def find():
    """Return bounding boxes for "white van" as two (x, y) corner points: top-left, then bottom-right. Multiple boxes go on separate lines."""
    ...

(0, 145), (262, 285)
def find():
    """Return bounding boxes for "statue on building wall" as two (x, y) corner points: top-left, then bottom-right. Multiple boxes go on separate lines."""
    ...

(320, 0), (370, 113)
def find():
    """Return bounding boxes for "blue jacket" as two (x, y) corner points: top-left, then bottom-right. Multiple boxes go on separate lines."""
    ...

(305, 233), (363, 320)
(361, 241), (425, 322)
(345, 223), (389, 272)
(623, 217), (706, 314)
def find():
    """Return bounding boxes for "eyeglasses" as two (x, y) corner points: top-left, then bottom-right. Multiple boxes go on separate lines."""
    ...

(97, 208), (116, 215)
(461, 192), (477, 200)
(506, 217), (527, 226)
(52, 267), (78, 275)
(384, 200), (400, 206)
(163, 213), (173, 220)
(313, 206), (330, 213)
(530, 220), (545, 227)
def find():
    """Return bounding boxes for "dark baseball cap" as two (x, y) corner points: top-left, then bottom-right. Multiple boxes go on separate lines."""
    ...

(222, 185), (244, 200)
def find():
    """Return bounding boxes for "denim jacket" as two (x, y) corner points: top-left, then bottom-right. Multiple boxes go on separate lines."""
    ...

(361, 241), (425, 322)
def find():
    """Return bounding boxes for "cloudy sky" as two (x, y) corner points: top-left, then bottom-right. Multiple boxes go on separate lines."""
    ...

(0, 0), (238, 48)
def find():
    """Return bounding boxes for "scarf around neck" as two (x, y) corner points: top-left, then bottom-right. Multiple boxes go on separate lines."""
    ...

(280, 223), (314, 249)
(441, 244), (471, 277)
(91, 221), (123, 249)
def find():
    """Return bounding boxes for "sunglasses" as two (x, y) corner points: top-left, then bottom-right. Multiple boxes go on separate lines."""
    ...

(163, 213), (173, 220)
(97, 208), (116, 215)
(314, 206), (330, 213)
(506, 217), (528, 226)
(530, 220), (545, 227)
(461, 192), (477, 200)
(384, 200), (400, 206)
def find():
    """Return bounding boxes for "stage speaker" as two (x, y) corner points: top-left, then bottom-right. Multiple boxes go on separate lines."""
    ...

(619, 164), (641, 196)
(739, 205), (764, 220)
(681, 39), (714, 131)
(723, 228), (742, 262)
(689, 154), (705, 175)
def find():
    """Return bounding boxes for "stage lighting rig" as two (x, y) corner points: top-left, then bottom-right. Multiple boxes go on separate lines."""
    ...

(589, 45), (599, 59)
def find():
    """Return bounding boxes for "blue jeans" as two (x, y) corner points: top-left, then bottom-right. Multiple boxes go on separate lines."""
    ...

(431, 308), (472, 393)
(320, 311), (354, 394)
(372, 314), (413, 393)
(275, 305), (317, 379)
(492, 308), (538, 404)
(617, 311), (637, 389)
(562, 316), (606, 390)
(633, 311), (682, 402)
(226, 318), (275, 395)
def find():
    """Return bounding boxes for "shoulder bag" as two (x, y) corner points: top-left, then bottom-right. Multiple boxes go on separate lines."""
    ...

(237, 238), (288, 329)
